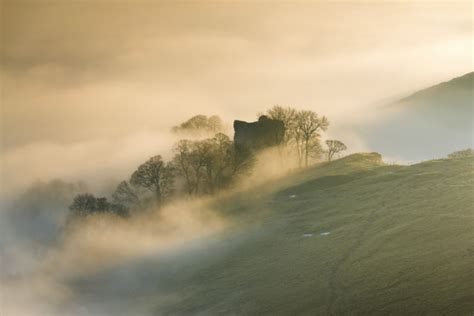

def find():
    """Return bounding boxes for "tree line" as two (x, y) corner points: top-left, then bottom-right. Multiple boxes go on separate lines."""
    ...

(261, 106), (346, 166)
(69, 109), (347, 218)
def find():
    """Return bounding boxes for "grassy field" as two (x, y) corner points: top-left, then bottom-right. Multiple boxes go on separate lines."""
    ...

(72, 153), (474, 315)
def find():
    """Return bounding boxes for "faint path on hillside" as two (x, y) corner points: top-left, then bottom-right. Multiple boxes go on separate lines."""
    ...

(326, 206), (379, 315)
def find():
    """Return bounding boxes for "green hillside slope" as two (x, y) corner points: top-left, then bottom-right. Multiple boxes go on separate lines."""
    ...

(73, 153), (474, 315)
(360, 72), (473, 161)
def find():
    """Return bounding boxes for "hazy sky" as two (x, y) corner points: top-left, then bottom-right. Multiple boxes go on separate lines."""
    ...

(1, 0), (472, 193)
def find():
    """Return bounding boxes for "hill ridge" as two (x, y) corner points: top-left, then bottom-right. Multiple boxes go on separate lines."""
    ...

(399, 71), (473, 103)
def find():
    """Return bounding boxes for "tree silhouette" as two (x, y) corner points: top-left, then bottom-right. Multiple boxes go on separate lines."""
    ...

(69, 193), (127, 217)
(325, 140), (347, 161)
(112, 181), (140, 208)
(172, 133), (237, 195)
(173, 140), (204, 195)
(172, 115), (225, 136)
(263, 105), (297, 145)
(130, 155), (174, 207)
(69, 193), (99, 216)
(295, 111), (329, 167)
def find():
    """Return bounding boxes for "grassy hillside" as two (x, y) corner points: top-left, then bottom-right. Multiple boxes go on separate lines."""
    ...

(400, 72), (473, 104)
(360, 72), (473, 161)
(72, 153), (474, 315)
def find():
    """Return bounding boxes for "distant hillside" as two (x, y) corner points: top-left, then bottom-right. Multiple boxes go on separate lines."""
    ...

(361, 72), (473, 161)
(400, 72), (473, 103)
(70, 153), (474, 315)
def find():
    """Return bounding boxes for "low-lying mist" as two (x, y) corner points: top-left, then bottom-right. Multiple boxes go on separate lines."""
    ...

(0, 130), (180, 198)
(0, 145), (297, 316)
(1, 195), (229, 316)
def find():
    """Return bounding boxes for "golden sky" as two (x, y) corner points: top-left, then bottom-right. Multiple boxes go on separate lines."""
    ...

(1, 0), (472, 192)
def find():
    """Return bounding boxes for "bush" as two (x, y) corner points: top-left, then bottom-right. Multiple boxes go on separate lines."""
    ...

(447, 148), (474, 159)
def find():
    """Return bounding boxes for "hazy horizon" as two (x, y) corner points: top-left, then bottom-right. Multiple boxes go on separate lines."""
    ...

(2, 0), (473, 194)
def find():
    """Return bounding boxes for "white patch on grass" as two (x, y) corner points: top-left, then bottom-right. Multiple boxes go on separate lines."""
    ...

(320, 232), (331, 236)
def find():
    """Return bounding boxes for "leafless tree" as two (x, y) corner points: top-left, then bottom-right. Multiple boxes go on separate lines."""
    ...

(172, 140), (206, 195)
(172, 133), (236, 195)
(295, 110), (329, 167)
(112, 181), (140, 208)
(325, 140), (347, 161)
(263, 105), (298, 145)
(130, 155), (174, 207)
(171, 115), (225, 136)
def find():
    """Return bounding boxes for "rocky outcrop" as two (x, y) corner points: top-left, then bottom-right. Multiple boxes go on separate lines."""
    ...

(233, 116), (284, 160)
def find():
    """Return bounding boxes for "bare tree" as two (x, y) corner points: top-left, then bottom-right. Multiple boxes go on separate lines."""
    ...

(262, 106), (301, 168)
(172, 115), (225, 136)
(325, 140), (347, 161)
(69, 193), (99, 216)
(307, 138), (325, 161)
(295, 111), (329, 167)
(263, 106), (330, 168)
(69, 193), (118, 216)
(112, 181), (140, 208)
(172, 140), (206, 195)
(202, 133), (235, 193)
(69, 193), (127, 218)
(130, 155), (174, 207)
(172, 133), (237, 195)
(263, 105), (297, 145)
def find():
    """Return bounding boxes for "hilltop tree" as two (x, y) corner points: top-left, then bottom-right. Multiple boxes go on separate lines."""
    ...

(262, 105), (297, 145)
(172, 133), (237, 195)
(202, 133), (236, 193)
(262, 106), (330, 167)
(69, 193), (99, 216)
(69, 193), (126, 217)
(130, 155), (174, 207)
(172, 115), (225, 136)
(112, 181), (140, 209)
(326, 140), (347, 161)
(307, 138), (325, 161)
(295, 111), (329, 167)
(172, 139), (206, 195)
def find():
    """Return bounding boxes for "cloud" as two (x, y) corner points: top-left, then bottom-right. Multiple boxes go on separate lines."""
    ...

(0, 196), (227, 316)
(1, 0), (471, 196)
(2, 1), (471, 154)
(0, 130), (179, 197)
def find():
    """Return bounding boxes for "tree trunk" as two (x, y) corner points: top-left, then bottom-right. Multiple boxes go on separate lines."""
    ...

(328, 149), (334, 161)
(155, 187), (162, 208)
(305, 139), (309, 167)
(296, 139), (302, 168)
